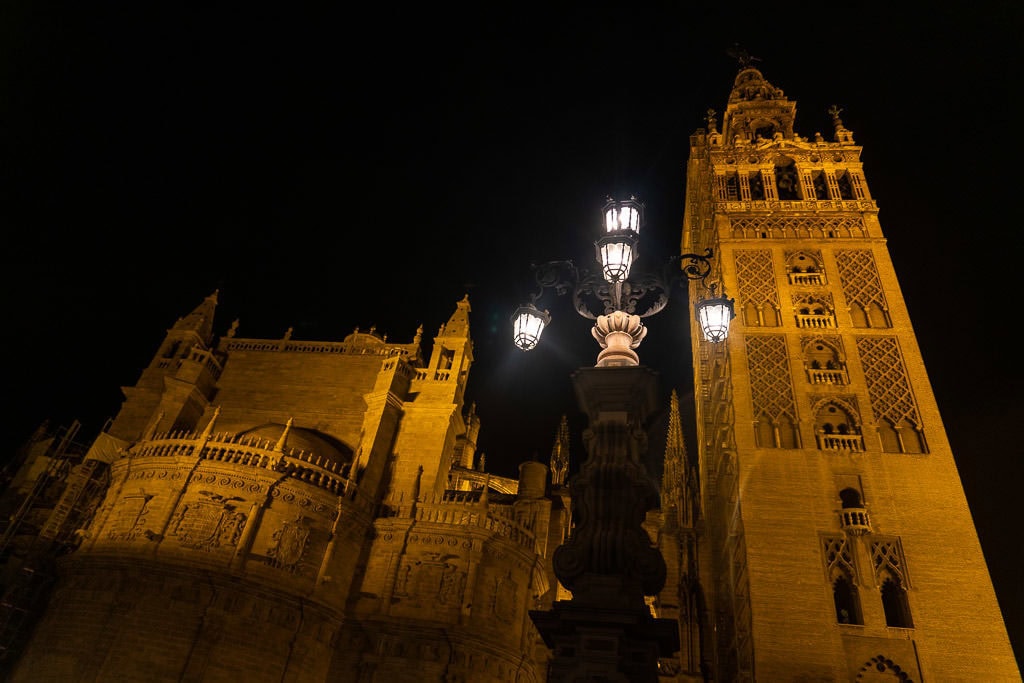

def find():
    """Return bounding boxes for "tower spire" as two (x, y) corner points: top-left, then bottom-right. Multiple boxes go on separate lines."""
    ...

(172, 290), (219, 344)
(198, 405), (220, 442)
(274, 417), (294, 452)
(549, 415), (570, 486)
(661, 390), (688, 528)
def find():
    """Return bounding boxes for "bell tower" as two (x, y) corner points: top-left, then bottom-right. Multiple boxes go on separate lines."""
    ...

(682, 58), (1020, 680)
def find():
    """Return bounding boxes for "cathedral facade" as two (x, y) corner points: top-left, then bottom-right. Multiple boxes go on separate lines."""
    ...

(0, 64), (1019, 682)
(0, 294), (568, 682)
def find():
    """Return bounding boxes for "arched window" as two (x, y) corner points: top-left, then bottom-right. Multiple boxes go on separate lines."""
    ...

(753, 122), (777, 140)
(839, 488), (862, 509)
(776, 413), (798, 449)
(774, 158), (800, 200)
(897, 419), (926, 454)
(833, 575), (862, 625)
(814, 402), (862, 451)
(881, 578), (913, 628)
(836, 171), (855, 200)
(749, 171), (765, 200)
(811, 171), (829, 199)
(163, 340), (181, 359)
(786, 252), (826, 286)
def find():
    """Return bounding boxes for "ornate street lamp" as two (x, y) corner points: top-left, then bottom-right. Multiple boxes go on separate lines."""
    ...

(694, 282), (735, 343)
(511, 195), (733, 362)
(510, 303), (551, 351)
(518, 195), (732, 682)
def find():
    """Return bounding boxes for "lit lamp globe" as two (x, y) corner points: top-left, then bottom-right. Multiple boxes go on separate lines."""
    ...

(511, 304), (551, 351)
(597, 196), (643, 283)
(695, 285), (736, 343)
(602, 196), (643, 234)
(596, 232), (638, 283)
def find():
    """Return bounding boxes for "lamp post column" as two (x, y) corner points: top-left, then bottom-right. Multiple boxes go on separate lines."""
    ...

(530, 365), (678, 682)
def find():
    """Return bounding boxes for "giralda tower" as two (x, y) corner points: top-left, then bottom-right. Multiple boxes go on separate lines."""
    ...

(679, 61), (1019, 681)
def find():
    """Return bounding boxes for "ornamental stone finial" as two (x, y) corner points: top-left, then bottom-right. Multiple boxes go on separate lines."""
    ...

(591, 310), (646, 367)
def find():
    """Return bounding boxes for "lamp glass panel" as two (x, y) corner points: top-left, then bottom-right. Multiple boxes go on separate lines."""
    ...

(600, 241), (634, 283)
(512, 309), (547, 350)
(697, 300), (733, 343)
(605, 206), (640, 233)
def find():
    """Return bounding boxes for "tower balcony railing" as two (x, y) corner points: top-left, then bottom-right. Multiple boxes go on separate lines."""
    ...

(817, 433), (864, 452)
(788, 272), (826, 286)
(839, 506), (872, 535)
(806, 368), (848, 385)
(796, 314), (835, 329)
(413, 368), (454, 382)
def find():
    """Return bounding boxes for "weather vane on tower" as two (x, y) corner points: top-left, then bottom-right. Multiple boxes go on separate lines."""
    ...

(726, 43), (761, 69)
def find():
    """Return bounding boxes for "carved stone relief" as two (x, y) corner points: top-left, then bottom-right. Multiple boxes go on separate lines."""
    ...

(170, 491), (247, 550)
(266, 514), (310, 572)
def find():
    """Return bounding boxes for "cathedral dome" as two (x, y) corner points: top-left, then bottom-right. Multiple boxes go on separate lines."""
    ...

(237, 423), (355, 466)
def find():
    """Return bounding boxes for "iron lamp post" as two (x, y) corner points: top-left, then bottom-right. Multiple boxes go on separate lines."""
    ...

(511, 196), (734, 360)
(520, 196), (731, 682)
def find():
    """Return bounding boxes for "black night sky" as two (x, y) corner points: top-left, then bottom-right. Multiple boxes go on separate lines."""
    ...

(3, 3), (1021, 667)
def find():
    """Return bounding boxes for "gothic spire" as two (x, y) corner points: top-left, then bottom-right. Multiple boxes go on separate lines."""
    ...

(438, 293), (472, 338)
(661, 390), (688, 527)
(274, 417), (294, 452)
(172, 290), (219, 344)
(198, 405), (220, 442)
(550, 415), (570, 486)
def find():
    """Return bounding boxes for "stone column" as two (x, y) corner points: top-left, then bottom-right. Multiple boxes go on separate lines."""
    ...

(530, 365), (678, 683)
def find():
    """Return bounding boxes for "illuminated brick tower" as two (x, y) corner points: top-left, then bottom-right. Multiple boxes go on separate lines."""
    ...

(678, 59), (1020, 680)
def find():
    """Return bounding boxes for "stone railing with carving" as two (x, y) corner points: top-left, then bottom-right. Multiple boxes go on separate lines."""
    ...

(398, 494), (537, 551)
(413, 368), (454, 382)
(380, 357), (418, 380)
(795, 314), (835, 329)
(788, 272), (826, 286)
(223, 337), (412, 358)
(840, 507), (872, 535)
(806, 368), (848, 385)
(817, 433), (864, 452)
(129, 431), (366, 508)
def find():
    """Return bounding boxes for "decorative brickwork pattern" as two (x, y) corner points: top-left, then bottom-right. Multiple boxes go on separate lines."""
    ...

(744, 335), (797, 422)
(729, 215), (867, 239)
(735, 250), (779, 325)
(836, 249), (889, 312)
(855, 336), (922, 431)
(822, 534), (857, 580)
(870, 537), (910, 587)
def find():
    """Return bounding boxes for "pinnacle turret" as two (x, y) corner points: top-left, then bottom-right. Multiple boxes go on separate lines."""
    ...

(550, 415), (570, 486)
(172, 290), (219, 344)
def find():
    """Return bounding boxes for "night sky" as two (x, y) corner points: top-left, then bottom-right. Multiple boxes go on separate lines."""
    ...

(3, 3), (1021, 666)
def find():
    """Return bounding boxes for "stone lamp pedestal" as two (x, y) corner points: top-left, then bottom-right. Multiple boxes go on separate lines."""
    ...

(530, 365), (678, 682)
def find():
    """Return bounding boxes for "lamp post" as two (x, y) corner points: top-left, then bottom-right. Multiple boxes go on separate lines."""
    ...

(511, 196), (734, 363)
(519, 197), (732, 682)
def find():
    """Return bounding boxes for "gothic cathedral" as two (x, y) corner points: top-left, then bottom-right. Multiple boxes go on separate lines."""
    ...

(0, 64), (1017, 682)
